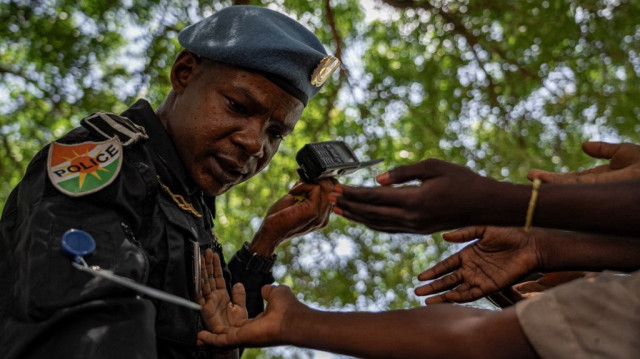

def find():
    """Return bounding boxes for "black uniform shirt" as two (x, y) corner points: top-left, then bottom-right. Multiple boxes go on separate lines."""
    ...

(0, 99), (273, 359)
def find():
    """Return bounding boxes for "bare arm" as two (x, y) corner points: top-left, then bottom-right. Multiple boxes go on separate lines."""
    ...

(197, 254), (537, 359)
(281, 297), (536, 359)
(249, 178), (335, 256)
(198, 284), (537, 359)
(329, 159), (640, 236)
(416, 226), (640, 304)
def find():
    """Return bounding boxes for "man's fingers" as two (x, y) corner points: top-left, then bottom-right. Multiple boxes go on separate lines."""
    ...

(415, 271), (462, 296)
(337, 184), (418, 207)
(317, 177), (338, 192)
(424, 294), (448, 305)
(211, 253), (226, 290)
(196, 278), (206, 304)
(261, 284), (275, 301)
(417, 253), (461, 281)
(231, 283), (247, 310)
(423, 284), (485, 305)
(442, 226), (485, 243)
(527, 165), (608, 184)
(582, 141), (620, 160)
(197, 329), (233, 347)
(526, 169), (582, 183)
(384, 159), (449, 185)
(200, 250), (213, 296)
(335, 198), (405, 223)
(336, 205), (415, 233)
(443, 283), (486, 303)
(289, 182), (318, 197)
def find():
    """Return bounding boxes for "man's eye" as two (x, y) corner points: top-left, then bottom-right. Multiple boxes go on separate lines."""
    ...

(270, 131), (285, 141)
(227, 98), (248, 115)
(268, 128), (286, 141)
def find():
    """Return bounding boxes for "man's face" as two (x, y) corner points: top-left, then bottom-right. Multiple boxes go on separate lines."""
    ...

(165, 55), (304, 195)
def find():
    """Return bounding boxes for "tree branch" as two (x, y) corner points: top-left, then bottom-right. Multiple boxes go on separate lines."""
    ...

(381, 0), (530, 73)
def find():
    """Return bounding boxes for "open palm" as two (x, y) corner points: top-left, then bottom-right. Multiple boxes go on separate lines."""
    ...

(415, 226), (541, 304)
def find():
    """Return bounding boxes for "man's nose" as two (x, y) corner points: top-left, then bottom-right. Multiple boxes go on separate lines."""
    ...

(232, 121), (265, 158)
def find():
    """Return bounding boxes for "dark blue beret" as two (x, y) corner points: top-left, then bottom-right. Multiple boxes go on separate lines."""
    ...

(178, 5), (339, 106)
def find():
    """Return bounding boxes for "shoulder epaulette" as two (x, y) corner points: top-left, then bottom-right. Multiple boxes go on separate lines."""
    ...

(81, 112), (149, 147)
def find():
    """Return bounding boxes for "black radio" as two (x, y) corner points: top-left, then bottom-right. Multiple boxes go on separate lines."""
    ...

(296, 141), (383, 182)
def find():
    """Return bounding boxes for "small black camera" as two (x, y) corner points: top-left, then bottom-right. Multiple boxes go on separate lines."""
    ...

(296, 141), (383, 183)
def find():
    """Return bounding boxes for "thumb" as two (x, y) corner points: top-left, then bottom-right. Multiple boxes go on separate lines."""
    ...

(582, 141), (620, 160)
(261, 284), (276, 301)
(442, 226), (486, 243)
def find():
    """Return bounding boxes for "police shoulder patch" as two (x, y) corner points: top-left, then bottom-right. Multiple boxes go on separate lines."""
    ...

(47, 136), (123, 197)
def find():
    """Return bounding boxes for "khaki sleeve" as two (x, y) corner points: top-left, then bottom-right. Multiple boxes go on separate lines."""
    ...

(516, 270), (640, 359)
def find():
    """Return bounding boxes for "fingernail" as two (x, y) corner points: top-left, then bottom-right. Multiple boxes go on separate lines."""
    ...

(333, 185), (343, 193)
(376, 172), (389, 184)
(333, 207), (343, 216)
(328, 193), (336, 204)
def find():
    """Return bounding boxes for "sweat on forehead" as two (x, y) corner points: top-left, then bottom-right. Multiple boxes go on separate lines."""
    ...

(178, 5), (340, 106)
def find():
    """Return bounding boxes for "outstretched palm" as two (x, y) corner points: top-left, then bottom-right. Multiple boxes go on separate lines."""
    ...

(415, 226), (541, 304)
(196, 249), (248, 334)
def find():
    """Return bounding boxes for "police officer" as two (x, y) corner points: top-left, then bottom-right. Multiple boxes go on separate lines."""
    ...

(0, 5), (339, 359)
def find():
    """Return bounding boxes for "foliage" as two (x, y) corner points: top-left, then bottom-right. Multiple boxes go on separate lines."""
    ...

(2, 0), (639, 358)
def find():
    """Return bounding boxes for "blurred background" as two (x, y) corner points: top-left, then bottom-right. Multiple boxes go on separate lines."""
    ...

(2, 0), (639, 357)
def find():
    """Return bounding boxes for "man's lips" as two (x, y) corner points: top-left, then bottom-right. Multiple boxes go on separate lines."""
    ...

(210, 154), (249, 183)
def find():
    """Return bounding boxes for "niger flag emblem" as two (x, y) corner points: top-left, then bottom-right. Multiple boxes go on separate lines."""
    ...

(47, 137), (123, 197)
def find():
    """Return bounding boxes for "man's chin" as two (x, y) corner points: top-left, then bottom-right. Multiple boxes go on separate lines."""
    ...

(198, 178), (238, 196)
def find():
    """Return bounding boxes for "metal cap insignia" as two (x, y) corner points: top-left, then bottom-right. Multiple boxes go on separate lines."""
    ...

(310, 55), (340, 87)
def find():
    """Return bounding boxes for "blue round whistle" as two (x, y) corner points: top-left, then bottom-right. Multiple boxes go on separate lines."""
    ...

(61, 229), (96, 263)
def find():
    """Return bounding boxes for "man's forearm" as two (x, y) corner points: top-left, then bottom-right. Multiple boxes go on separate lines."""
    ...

(475, 179), (640, 236)
(282, 305), (537, 359)
(539, 231), (640, 272)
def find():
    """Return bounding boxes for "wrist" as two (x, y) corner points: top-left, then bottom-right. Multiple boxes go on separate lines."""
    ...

(530, 228), (553, 271)
(249, 231), (278, 257)
(473, 181), (530, 227)
(533, 229), (576, 271)
(280, 304), (316, 345)
(233, 241), (277, 274)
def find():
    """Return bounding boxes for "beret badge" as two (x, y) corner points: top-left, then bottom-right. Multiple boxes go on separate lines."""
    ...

(310, 55), (341, 87)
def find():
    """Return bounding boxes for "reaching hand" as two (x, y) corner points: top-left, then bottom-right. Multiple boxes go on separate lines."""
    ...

(196, 249), (248, 342)
(252, 178), (337, 253)
(415, 226), (542, 304)
(330, 159), (497, 234)
(198, 284), (306, 348)
(528, 141), (640, 184)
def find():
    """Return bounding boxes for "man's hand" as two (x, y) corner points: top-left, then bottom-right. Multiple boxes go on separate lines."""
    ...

(198, 284), (306, 348)
(528, 141), (640, 184)
(250, 178), (337, 256)
(415, 226), (542, 304)
(329, 159), (498, 234)
(196, 249), (248, 337)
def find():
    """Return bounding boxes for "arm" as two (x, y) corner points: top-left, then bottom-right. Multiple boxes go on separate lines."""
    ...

(276, 295), (536, 359)
(248, 178), (336, 256)
(0, 151), (158, 358)
(197, 251), (538, 359)
(228, 178), (335, 318)
(416, 226), (640, 304)
(329, 158), (640, 236)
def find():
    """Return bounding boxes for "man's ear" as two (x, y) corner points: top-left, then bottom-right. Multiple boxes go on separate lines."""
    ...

(170, 50), (198, 94)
